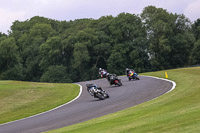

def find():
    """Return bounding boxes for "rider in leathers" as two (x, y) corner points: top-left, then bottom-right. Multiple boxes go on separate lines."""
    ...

(99, 68), (107, 78)
(107, 73), (118, 85)
(86, 83), (103, 96)
(125, 68), (135, 77)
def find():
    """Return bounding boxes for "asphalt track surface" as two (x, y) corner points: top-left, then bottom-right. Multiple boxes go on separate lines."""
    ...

(0, 76), (173, 133)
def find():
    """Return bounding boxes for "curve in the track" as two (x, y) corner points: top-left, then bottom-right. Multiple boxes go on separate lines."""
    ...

(0, 76), (174, 133)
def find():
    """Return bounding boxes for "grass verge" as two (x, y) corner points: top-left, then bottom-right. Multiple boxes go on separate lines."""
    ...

(0, 81), (80, 124)
(45, 67), (200, 133)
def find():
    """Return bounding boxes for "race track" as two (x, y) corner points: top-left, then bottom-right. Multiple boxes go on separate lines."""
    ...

(0, 76), (173, 133)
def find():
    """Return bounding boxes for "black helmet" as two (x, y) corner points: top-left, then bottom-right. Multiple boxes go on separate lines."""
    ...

(86, 83), (92, 88)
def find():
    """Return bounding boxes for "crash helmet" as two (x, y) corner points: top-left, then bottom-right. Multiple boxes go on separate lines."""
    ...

(106, 73), (110, 77)
(99, 68), (102, 71)
(110, 74), (114, 80)
(86, 83), (92, 88)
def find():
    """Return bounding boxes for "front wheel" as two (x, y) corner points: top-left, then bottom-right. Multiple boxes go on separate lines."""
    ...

(104, 93), (109, 98)
(116, 80), (122, 86)
(136, 77), (140, 80)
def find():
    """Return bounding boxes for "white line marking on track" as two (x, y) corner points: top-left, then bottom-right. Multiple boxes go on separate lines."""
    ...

(0, 83), (83, 126)
(0, 76), (176, 126)
(141, 75), (176, 100)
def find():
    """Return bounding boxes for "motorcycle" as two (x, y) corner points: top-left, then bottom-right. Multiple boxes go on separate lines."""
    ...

(100, 70), (107, 78)
(109, 74), (122, 86)
(87, 84), (109, 100)
(128, 71), (140, 81)
(93, 88), (109, 100)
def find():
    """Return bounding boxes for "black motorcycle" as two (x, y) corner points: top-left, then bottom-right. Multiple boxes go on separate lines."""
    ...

(108, 74), (122, 86)
(93, 87), (109, 100)
(86, 84), (109, 100)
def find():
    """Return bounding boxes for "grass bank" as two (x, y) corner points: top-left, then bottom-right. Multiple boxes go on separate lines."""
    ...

(46, 67), (200, 133)
(0, 81), (80, 124)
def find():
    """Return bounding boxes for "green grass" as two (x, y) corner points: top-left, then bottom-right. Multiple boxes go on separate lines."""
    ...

(0, 81), (80, 124)
(45, 67), (200, 133)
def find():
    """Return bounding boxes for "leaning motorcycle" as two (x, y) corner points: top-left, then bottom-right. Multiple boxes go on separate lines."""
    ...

(100, 70), (107, 78)
(109, 75), (122, 86)
(128, 71), (140, 81)
(87, 85), (109, 100)
(93, 88), (109, 100)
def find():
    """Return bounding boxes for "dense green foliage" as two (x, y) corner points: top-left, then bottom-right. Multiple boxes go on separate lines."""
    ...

(0, 6), (199, 82)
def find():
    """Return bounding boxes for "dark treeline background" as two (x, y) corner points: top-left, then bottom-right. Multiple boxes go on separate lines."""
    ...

(0, 6), (200, 82)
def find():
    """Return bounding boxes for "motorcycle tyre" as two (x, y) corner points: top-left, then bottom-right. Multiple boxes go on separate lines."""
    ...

(105, 93), (110, 98)
(95, 93), (105, 100)
(116, 81), (122, 86)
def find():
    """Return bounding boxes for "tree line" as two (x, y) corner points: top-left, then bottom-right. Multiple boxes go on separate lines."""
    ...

(0, 6), (200, 82)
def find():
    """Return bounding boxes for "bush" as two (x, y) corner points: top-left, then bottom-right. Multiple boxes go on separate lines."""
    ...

(40, 65), (72, 83)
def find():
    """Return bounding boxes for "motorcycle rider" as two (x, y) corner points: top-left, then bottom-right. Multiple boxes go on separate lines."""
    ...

(106, 73), (110, 81)
(99, 68), (107, 78)
(107, 73), (118, 85)
(126, 68), (135, 77)
(86, 83), (103, 96)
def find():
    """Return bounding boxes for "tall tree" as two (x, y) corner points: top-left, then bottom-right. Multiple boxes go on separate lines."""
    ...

(0, 37), (23, 79)
(141, 6), (194, 70)
(192, 19), (200, 40)
(39, 36), (64, 71)
(190, 19), (200, 65)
